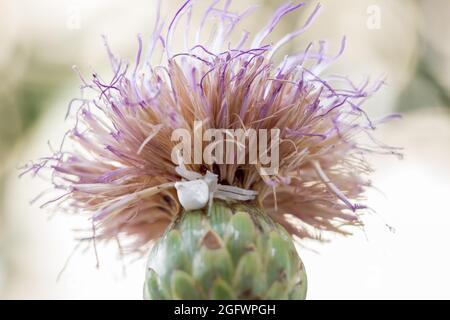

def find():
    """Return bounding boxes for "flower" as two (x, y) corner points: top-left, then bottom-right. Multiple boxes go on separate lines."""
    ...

(22, 0), (401, 253)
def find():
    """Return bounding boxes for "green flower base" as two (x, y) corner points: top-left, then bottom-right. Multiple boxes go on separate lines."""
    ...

(144, 200), (307, 300)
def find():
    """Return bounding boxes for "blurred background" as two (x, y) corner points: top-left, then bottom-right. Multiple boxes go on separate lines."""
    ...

(0, 0), (449, 299)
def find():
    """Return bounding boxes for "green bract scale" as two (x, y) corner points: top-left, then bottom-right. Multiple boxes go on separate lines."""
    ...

(144, 200), (307, 300)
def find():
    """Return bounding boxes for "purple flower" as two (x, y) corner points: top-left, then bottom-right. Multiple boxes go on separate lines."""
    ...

(23, 1), (401, 252)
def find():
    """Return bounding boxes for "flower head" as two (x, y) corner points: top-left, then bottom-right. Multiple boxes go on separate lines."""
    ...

(23, 1), (401, 253)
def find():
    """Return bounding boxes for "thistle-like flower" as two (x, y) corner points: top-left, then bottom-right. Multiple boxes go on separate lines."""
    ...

(23, 0), (400, 299)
